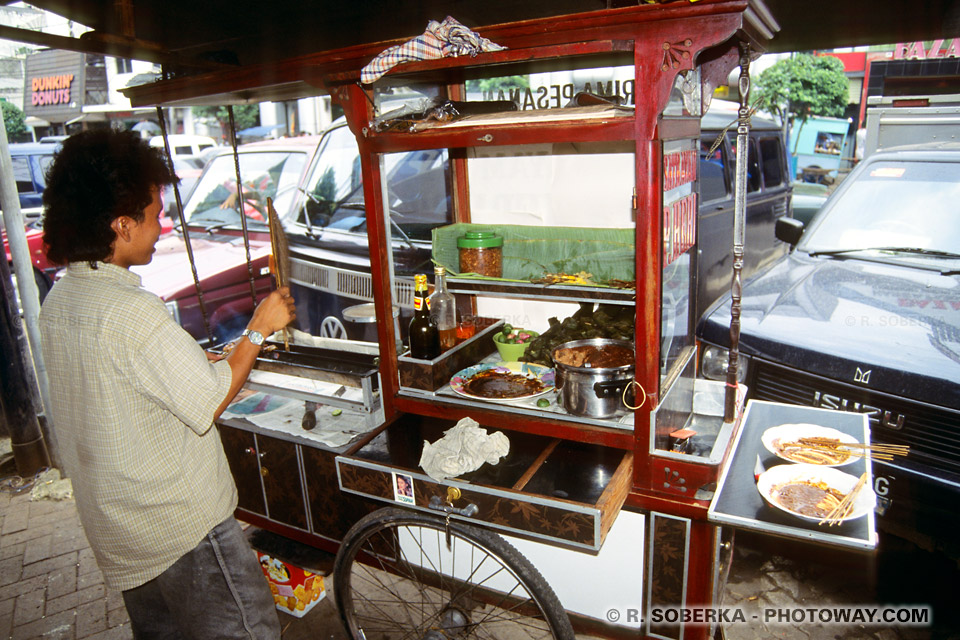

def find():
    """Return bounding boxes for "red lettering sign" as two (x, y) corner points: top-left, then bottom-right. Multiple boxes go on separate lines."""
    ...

(663, 149), (698, 191)
(893, 39), (960, 60)
(663, 193), (697, 266)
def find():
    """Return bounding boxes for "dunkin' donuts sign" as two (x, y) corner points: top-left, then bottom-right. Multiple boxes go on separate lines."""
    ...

(31, 74), (74, 106)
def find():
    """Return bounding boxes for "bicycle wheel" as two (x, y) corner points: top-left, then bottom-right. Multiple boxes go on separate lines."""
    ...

(334, 507), (574, 640)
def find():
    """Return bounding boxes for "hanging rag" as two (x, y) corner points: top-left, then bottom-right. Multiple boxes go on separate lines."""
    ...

(361, 16), (506, 84)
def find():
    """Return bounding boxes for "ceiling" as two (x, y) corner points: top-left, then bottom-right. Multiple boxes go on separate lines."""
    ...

(8, 0), (960, 72)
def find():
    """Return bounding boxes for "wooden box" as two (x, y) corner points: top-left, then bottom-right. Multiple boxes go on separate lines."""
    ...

(398, 317), (502, 392)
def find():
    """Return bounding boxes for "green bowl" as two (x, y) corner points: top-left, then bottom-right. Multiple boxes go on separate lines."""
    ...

(493, 329), (539, 361)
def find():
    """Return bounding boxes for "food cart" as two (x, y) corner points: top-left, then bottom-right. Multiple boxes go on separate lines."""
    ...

(123, 1), (879, 637)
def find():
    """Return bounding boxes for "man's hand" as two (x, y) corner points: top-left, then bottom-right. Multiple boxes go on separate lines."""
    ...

(246, 287), (296, 338)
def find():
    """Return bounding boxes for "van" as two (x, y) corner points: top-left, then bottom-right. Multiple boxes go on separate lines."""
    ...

(282, 102), (792, 338)
(149, 134), (218, 159)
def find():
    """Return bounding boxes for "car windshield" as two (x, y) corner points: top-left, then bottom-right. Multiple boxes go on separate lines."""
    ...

(297, 124), (450, 241)
(799, 159), (960, 259)
(182, 150), (307, 229)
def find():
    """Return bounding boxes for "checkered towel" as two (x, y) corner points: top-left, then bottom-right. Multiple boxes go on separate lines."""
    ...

(361, 16), (506, 84)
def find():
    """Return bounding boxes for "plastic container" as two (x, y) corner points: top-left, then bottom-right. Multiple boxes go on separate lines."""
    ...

(457, 231), (503, 277)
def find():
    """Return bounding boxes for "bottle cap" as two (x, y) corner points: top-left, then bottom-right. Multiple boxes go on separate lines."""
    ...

(457, 230), (503, 249)
(434, 264), (446, 275)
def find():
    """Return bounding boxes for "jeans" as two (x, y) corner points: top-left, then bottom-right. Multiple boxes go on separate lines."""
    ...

(122, 517), (281, 640)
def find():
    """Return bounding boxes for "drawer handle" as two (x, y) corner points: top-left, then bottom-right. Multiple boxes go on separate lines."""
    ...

(428, 494), (478, 518)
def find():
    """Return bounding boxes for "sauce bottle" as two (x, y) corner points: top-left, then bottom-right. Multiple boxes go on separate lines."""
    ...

(429, 265), (457, 351)
(408, 274), (440, 359)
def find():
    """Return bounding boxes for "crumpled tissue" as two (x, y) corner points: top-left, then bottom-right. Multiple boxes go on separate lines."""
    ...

(419, 418), (509, 482)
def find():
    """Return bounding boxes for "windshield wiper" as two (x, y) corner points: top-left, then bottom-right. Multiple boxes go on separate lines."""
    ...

(809, 246), (960, 259)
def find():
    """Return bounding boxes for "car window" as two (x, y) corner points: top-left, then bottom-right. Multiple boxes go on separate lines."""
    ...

(800, 159), (960, 256)
(699, 136), (728, 202)
(727, 133), (761, 192)
(298, 125), (452, 241)
(11, 157), (34, 193)
(183, 150), (307, 228)
(758, 136), (783, 188)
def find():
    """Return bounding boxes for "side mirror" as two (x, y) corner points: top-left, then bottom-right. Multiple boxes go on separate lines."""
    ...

(775, 217), (805, 246)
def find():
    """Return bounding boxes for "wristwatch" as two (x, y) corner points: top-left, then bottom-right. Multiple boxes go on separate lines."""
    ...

(242, 329), (265, 347)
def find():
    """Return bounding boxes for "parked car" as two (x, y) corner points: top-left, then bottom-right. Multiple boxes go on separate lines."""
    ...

(132, 136), (321, 345)
(3, 218), (54, 305)
(697, 100), (793, 317)
(149, 134), (218, 159)
(160, 155), (205, 219)
(4, 141), (60, 220)
(697, 142), (960, 557)
(789, 181), (830, 225)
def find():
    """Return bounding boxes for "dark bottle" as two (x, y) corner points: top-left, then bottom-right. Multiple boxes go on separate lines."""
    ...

(408, 274), (440, 359)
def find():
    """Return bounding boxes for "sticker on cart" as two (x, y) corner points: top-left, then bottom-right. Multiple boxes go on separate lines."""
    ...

(392, 472), (415, 504)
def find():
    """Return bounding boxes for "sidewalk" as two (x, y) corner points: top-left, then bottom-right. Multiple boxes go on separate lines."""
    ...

(1, 474), (957, 639)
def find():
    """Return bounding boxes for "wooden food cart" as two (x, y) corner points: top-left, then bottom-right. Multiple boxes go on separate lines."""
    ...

(124, 1), (877, 638)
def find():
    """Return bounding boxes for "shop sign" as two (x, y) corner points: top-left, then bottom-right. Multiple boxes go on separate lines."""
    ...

(31, 74), (75, 106)
(663, 148), (697, 191)
(663, 192), (696, 266)
(893, 39), (960, 60)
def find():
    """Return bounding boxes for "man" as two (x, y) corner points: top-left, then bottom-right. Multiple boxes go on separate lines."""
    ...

(39, 129), (294, 639)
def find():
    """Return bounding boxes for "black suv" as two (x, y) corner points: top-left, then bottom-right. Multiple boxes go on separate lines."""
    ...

(697, 142), (960, 556)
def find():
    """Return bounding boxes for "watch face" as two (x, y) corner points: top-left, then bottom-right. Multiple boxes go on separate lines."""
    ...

(246, 330), (264, 346)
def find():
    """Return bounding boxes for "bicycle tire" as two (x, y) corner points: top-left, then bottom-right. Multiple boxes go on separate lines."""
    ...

(334, 506), (574, 640)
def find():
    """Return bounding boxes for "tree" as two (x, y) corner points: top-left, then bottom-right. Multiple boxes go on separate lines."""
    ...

(191, 104), (260, 139)
(1, 100), (29, 141)
(752, 53), (849, 154)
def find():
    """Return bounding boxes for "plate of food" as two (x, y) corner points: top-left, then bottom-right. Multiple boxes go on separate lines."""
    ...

(761, 423), (860, 466)
(450, 362), (555, 400)
(757, 464), (875, 523)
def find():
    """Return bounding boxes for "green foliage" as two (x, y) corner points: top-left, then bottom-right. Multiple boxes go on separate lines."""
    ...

(752, 54), (849, 128)
(1, 100), (28, 139)
(466, 76), (530, 100)
(192, 104), (260, 134)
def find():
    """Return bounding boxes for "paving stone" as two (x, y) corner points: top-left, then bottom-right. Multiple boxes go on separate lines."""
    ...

(47, 564), (79, 600)
(11, 609), (75, 640)
(105, 590), (124, 613)
(46, 591), (80, 616)
(76, 583), (106, 606)
(82, 623), (133, 640)
(0, 575), (46, 602)
(20, 550), (79, 580)
(1, 542), (26, 561)
(77, 569), (104, 591)
(0, 613), (11, 640)
(1, 504), (29, 535)
(106, 605), (129, 628)
(0, 596), (14, 617)
(12, 587), (46, 626)
(1, 523), (54, 548)
(0, 555), (23, 587)
(22, 532), (53, 565)
(76, 598), (107, 637)
(78, 548), (99, 576)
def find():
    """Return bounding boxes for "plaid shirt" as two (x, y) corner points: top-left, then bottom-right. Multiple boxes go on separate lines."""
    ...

(362, 16), (506, 84)
(39, 262), (235, 591)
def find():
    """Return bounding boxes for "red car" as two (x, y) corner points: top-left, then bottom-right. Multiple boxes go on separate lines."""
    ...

(132, 136), (321, 345)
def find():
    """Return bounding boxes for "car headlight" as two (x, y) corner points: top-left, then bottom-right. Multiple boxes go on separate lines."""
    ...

(164, 300), (181, 325)
(700, 344), (749, 383)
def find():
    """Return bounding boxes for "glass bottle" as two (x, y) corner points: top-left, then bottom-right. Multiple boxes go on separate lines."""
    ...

(408, 274), (440, 359)
(429, 265), (457, 351)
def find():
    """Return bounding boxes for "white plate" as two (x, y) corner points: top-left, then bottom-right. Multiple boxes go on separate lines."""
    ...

(761, 423), (860, 467)
(757, 464), (875, 523)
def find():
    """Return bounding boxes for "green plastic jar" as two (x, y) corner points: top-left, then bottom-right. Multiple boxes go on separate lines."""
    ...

(457, 231), (503, 277)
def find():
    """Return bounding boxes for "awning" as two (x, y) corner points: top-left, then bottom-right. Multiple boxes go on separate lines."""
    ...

(24, 116), (50, 127)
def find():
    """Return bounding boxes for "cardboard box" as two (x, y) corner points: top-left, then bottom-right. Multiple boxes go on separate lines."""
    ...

(256, 552), (326, 618)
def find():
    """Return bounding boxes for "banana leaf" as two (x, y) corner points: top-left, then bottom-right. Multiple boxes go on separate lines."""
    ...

(432, 223), (635, 285)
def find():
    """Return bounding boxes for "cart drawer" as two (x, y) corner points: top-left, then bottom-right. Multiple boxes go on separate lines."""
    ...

(336, 416), (632, 551)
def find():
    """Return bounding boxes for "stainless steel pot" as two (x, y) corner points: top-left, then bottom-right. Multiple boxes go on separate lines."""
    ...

(551, 338), (635, 419)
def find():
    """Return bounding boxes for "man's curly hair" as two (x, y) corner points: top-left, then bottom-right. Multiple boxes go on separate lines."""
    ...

(42, 129), (177, 266)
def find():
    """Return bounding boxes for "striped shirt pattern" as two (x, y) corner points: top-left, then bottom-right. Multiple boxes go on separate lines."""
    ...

(39, 262), (236, 591)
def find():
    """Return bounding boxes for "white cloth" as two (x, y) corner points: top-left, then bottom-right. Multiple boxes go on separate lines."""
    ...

(419, 418), (509, 482)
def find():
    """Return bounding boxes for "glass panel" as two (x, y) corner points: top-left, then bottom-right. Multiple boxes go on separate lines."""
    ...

(182, 150), (308, 230)
(466, 65), (636, 109)
(660, 138), (697, 394)
(758, 136), (784, 188)
(699, 137), (728, 202)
